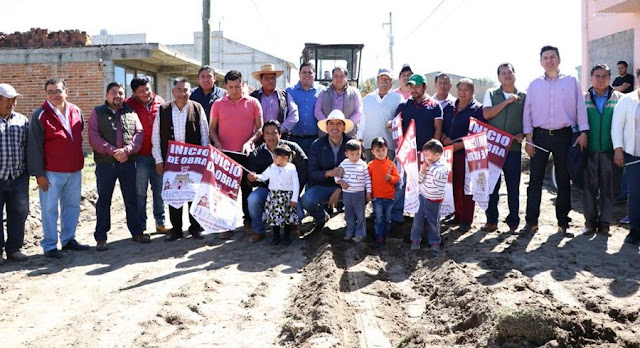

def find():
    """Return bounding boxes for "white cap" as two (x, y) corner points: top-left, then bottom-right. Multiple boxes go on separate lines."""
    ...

(0, 83), (22, 98)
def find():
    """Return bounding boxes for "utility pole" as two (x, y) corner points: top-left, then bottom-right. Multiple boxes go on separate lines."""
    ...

(382, 12), (394, 70)
(202, 0), (211, 65)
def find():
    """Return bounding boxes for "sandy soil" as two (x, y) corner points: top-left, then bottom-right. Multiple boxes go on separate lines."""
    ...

(1, 168), (639, 347)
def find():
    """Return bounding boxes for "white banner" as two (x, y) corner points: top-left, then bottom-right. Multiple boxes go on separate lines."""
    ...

(396, 120), (419, 214)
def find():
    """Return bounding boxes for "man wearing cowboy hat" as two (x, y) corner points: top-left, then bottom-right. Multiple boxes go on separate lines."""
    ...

(250, 64), (298, 136)
(300, 109), (355, 233)
(0, 84), (30, 263)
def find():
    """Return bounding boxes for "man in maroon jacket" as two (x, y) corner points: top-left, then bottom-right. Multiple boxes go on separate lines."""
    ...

(125, 76), (169, 233)
(28, 78), (89, 259)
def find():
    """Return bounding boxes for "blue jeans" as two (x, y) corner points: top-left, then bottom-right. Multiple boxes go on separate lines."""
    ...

(343, 191), (366, 237)
(95, 162), (142, 241)
(621, 168), (628, 197)
(372, 198), (393, 240)
(288, 135), (317, 159)
(625, 153), (640, 237)
(390, 171), (405, 223)
(486, 150), (521, 227)
(0, 173), (29, 255)
(39, 170), (81, 252)
(136, 155), (165, 230)
(411, 195), (441, 245)
(301, 185), (341, 223)
(249, 186), (304, 234)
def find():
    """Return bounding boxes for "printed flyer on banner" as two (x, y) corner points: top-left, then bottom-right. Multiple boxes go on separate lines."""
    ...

(467, 118), (515, 209)
(191, 146), (243, 234)
(462, 132), (490, 204)
(391, 113), (404, 151)
(396, 120), (418, 214)
(161, 141), (209, 209)
(440, 146), (455, 219)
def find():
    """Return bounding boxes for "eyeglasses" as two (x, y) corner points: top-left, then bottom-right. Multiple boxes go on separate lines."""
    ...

(46, 89), (65, 96)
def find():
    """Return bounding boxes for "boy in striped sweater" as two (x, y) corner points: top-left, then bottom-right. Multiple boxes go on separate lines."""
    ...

(336, 139), (372, 242)
(410, 139), (448, 251)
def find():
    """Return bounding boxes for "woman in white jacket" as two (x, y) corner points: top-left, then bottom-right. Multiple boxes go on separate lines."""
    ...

(611, 74), (640, 245)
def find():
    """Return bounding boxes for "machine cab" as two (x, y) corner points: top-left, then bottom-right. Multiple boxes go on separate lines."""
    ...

(301, 43), (364, 87)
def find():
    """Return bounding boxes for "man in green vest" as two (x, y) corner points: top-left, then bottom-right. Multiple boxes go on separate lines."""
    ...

(582, 64), (623, 236)
(89, 82), (150, 251)
(481, 63), (526, 233)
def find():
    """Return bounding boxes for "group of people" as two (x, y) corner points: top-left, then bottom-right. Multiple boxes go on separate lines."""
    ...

(0, 44), (639, 263)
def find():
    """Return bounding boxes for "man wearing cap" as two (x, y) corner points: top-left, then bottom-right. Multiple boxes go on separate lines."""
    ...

(521, 45), (589, 237)
(210, 70), (263, 239)
(393, 64), (413, 100)
(0, 84), (29, 263)
(314, 66), (362, 137)
(190, 65), (226, 119)
(250, 64), (298, 136)
(390, 73), (444, 228)
(125, 75), (169, 233)
(432, 72), (456, 109)
(480, 63), (526, 233)
(300, 110), (354, 232)
(28, 78), (89, 259)
(90, 82), (150, 251)
(359, 68), (404, 161)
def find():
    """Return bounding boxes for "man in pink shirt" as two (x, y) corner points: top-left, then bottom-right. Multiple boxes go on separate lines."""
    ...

(210, 70), (263, 239)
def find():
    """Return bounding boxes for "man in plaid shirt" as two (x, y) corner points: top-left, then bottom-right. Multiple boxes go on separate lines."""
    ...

(0, 84), (29, 264)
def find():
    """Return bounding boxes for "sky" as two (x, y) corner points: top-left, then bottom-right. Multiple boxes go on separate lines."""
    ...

(2, 0), (583, 87)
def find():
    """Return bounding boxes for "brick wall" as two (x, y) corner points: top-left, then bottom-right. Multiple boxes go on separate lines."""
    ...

(0, 28), (91, 48)
(0, 61), (105, 154)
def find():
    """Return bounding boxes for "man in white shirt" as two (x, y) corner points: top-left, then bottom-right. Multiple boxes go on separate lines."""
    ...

(152, 77), (210, 242)
(358, 68), (404, 161)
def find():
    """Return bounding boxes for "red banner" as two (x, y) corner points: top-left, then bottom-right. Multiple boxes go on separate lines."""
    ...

(396, 120), (419, 213)
(161, 141), (210, 208)
(468, 118), (514, 169)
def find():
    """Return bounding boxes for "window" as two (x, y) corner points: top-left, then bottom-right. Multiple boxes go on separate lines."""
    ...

(114, 64), (157, 96)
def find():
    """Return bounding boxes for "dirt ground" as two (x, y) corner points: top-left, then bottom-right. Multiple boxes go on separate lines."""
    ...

(1, 168), (639, 347)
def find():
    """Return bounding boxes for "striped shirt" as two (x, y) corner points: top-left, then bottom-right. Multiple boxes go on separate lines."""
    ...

(0, 112), (28, 180)
(418, 160), (448, 201)
(335, 159), (372, 193)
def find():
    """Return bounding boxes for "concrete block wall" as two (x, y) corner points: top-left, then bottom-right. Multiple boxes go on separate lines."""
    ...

(588, 29), (634, 78)
(0, 61), (105, 154)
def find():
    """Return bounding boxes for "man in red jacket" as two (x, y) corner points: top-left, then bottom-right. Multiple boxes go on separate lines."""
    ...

(125, 76), (169, 233)
(28, 78), (89, 259)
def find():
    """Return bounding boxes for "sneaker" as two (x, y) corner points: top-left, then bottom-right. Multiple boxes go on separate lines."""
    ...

(430, 243), (441, 252)
(343, 234), (354, 241)
(8, 251), (28, 261)
(582, 226), (596, 235)
(352, 235), (364, 243)
(458, 223), (471, 232)
(45, 249), (63, 259)
(410, 241), (420, 251)
(61, 239), (90, 251)
(620, 216), (630, 224)
(518, 223), (539, 234)
(480, 223), (498, 232)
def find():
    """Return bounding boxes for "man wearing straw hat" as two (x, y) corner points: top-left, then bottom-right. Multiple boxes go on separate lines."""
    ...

(300, 110), (354, 233)
(210, 70), (264, 239)
(250, 64), (298, 136)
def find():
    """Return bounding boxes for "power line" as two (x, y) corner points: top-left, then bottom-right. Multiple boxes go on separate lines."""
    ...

(398, 0), (447, 43)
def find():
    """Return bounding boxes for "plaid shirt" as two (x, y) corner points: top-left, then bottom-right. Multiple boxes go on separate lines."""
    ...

(0, 112), (29, 180)
(151, 101), (210, 164)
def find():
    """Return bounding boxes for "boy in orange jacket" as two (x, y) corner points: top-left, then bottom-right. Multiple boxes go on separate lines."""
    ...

(368, 137), (400, 248)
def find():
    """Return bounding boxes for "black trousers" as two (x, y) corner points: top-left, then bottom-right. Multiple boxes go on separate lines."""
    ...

(225, 151), (251, 223)
(169, 202), (201, 235)
(525, 128), (572, 227)
(582, 151), (614, 228)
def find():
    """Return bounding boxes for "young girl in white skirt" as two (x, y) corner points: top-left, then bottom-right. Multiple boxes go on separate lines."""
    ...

(248, 144), (299, 245)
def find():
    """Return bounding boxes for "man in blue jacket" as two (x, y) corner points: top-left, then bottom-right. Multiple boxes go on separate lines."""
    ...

(300, 110), (354, 233)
